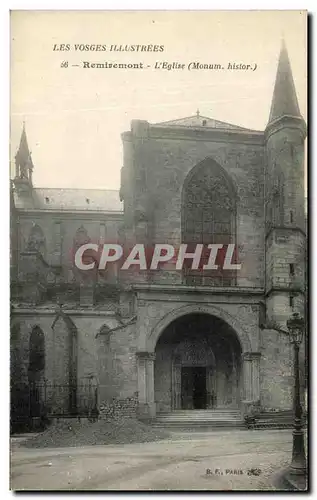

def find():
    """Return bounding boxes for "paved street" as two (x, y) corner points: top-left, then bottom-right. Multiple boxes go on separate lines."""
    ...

(10, 429), (298, 491)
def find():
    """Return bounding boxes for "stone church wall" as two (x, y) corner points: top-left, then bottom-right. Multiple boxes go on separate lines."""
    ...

(122, 124), (266, 288)
(154, 343), (173, 413)
(17, 212), (122, 282)
(97, 322), (138, 406)
(259, 328), (305, 410)
(11, 313), (138, 416)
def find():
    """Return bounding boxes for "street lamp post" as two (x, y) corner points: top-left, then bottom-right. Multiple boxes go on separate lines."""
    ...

(286, 312), (307, 477)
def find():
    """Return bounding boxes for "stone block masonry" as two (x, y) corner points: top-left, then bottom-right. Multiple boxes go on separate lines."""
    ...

(99, 394), (138, 420)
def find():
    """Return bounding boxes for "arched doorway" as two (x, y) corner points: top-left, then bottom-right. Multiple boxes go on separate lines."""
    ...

(154, 313), (242, 413)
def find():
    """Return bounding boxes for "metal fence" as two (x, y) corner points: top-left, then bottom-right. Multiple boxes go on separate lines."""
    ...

(11, 381), (98, 431)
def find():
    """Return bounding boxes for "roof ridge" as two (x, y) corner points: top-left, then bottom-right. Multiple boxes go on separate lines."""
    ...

(33, 187), (120, 192)
(157, 114), (213, 124)
(154, 114), (258, 131)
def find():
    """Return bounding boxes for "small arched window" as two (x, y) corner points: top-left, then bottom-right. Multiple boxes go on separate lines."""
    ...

(272, 170), (285, 226)
(73, 226), (97, 276)
(27, 224), (46, 256)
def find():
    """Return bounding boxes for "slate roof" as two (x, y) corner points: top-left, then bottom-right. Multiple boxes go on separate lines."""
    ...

(155, 114), (259, 132)
(14, 187), (123, 212)
(269, 40), (302, 123)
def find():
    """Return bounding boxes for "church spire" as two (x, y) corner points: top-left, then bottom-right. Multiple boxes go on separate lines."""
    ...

(268, 39), (302, 124)
(13, 123), (34, 195)
(14, 123), (34, 185)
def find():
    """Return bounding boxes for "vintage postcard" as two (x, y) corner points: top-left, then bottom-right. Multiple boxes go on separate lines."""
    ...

(10, 10), (308, 491)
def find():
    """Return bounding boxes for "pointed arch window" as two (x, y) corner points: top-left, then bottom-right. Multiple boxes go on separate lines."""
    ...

(182, 158), (237, 286)
(73, 226), (98, 279)
(27, 224), (46, 256)
(74, 225), (90, 249)
(28, 326), (45, 376)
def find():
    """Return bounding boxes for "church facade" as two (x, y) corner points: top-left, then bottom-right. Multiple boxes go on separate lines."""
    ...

(10, 43), (307, 425)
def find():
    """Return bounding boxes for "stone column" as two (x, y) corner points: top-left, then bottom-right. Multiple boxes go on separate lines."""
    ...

(250, 353), (261, 403)
(242, 353), (253, 402)
(217, 370), (226, 407)
(172, 357), (181, 410)
(241, 352), (261, 415)
(136, 352), (156, 420)
(206, 366), (214, 408)
(146, 353), (155, 414)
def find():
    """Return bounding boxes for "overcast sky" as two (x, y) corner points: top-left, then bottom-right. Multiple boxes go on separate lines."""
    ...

(10, 10), (306, 190)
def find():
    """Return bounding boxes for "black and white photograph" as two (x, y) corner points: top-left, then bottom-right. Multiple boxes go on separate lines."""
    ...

(9, 10), (308, 491)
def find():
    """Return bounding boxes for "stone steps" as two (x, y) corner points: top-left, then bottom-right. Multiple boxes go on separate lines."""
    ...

(153, 422), (245, 430)
(152, 409), (308, 431)
(247, 411), (307, 430)
(153, 409), (244, 430)
(157, 409), (241, 415)
(156, 415), (241, 421)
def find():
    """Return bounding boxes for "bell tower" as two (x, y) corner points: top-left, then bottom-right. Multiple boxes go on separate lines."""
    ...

(13, 123), (34, 196)
(265, 40), (306, 326)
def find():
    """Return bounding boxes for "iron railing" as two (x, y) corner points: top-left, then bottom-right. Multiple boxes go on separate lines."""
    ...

(11, 381), (98, 430)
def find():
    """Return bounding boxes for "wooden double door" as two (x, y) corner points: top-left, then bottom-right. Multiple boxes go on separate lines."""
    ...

(181, 366), (207, 409)
(173, 363), (215, 410)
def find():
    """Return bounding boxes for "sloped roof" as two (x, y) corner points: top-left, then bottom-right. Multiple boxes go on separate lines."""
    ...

(269, 40), (302, 123)
(14, 187), (123, 212)
(15, 123), (34, 171)
(155, 114), (258, 132)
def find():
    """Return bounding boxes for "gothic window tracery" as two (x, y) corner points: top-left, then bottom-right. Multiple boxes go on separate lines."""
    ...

(182, 158), (237, 286)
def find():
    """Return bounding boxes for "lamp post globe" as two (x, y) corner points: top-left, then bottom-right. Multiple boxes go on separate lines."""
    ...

(287, 312), (304, 346)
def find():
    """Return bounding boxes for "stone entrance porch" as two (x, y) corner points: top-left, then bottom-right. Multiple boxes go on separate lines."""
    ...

(136, 311), (260, 420)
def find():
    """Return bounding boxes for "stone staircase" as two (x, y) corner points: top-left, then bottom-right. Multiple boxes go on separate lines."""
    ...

(152, 409), (244, 431)
(152, 409), (308, 431)
(248, 410), (307, 430)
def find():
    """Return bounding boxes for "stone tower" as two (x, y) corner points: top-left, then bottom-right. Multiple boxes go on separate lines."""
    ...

(265, 40), (306, 326)
(13, 123), (34, 196)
